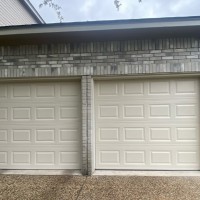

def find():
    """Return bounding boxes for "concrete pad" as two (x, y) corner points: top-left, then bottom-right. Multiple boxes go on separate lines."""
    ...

(1, 175), (200, 200)
(0, 175), (85, 200)
(79, 176), (200, 200)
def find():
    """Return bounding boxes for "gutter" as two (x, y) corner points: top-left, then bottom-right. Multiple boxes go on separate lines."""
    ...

(0, 16), (200, 36)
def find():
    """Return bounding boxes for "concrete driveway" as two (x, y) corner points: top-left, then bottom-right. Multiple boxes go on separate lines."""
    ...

(1, 175), (200, 200)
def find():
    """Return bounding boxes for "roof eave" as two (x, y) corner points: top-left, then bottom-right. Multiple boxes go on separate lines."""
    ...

(0, 16), (200, 36)
(1, 16), (200, 45)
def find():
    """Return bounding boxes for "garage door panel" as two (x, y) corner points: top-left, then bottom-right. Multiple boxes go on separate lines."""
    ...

(96, 145), (200, 170)
(123, 81), (144, 96)
(0, 106), (81, 122)
(5, 82), (81, 101)
(96, 126), (199, 145)
(176, 128), (198, 142)
(96, 102), (198, 121)
(0, 130), (8, 143)
(12, 85), (32, 98)
(0, 108), (8, 121)
(3, 127), (81, 145)
(95, 78), (200, 170)
(148, 81), (170, 95)
(0, 81), (81, 169)
(98, 81), (119, 96)
(175, 80), (197, 94)
(12, 129), (31, 143)
(35, 84), (55, 98)
(98, 127), (120, 142)
(0, 85), (8, 98)
(0, 145), (81, 169)
(96, 79), (198, 99)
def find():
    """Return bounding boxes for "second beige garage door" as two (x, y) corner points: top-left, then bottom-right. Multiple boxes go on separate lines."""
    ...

(0, 81), (81, 169)
(95, 78), (200, 170)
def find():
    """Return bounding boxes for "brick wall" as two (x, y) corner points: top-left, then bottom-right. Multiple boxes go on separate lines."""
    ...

(0, 38), (200, 78)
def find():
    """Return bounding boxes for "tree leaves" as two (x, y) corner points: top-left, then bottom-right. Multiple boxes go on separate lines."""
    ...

(39, 0), (143, 22)
(114, 0), (122, 11)
(114, 0), (142, 11)
(39, 0), (63, 22)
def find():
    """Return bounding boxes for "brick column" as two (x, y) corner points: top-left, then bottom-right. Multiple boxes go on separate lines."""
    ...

(87, 76), (94, 175)
(81, 76), (88, 175)
(81, 75), (94, 175)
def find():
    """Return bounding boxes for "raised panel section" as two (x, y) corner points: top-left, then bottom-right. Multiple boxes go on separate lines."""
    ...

(0, 130), (7, 142)
(100, 151), (120, 164)
(176, 105), (196, 117)
(149, 105), (170, 118)
(176, 128), (197, 141)
(60, 152), (79, 164)
(12, 130), (31, 142)
(60, 83), (79, 96)
(13, 85), (31, 97)
(0, 108), (8, 120)
(13, 108), (30, 120)
(149, 81), (170, 94)
(123, 105), (144, 118)
(36, 108), (55, 120)
(36, 130), (55, 142)
(36, 152), (55, 164)
(59, 129), (79, 142)
(99, 106), (118, 118)
(124, 128), (144, 141)
(123, 82), (143, 95)
(0, 86), (7, 98)
(99, 82), (118, 96)
(125, 151), (145, 164)
(99, 128), (119, 141)
(150, 128), (171, 141)
(176, 81), (196, 94)
(151, 151), (171, 164)
(12, 152), (30, 164)
(60, 107), (79, 119)
(177, 152), (198, 164)
(36, 85), (55, 97)
(0, 152), (7, 164)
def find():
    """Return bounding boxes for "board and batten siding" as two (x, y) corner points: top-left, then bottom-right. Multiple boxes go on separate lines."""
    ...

(0, 0), (38, 26)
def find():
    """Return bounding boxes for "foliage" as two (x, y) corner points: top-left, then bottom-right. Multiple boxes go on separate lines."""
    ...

(39, 0), (63, 22)
(39, 0), (143, 22)
(114, 0), (142, 10)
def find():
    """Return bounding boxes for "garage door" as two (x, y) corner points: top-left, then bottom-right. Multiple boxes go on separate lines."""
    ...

(95, 78), (200, 170)
(0, 81), (81, 169)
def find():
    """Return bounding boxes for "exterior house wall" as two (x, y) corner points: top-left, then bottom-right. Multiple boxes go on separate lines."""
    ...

(0, 38), (200, 174)
(0, 0), (38, 26)
(0, 38), (199, 77)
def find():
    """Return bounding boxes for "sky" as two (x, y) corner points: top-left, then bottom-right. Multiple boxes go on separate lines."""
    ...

(30, 0), (200, 23)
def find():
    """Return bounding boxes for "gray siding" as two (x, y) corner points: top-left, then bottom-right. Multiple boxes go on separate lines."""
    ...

(0, 0), (37, 26)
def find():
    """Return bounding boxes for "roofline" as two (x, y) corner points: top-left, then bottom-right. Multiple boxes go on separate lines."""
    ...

(21, 0), (45, 24)
(1, 16), (200, 36)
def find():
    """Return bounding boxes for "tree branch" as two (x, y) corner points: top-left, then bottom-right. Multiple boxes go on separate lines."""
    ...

(114, 0), (142, 11)
(39, 0), (64, 22)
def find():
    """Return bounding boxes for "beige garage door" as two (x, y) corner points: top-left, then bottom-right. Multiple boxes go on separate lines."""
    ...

(0, 81), (81, 169)
(95, 78), (200, 170)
